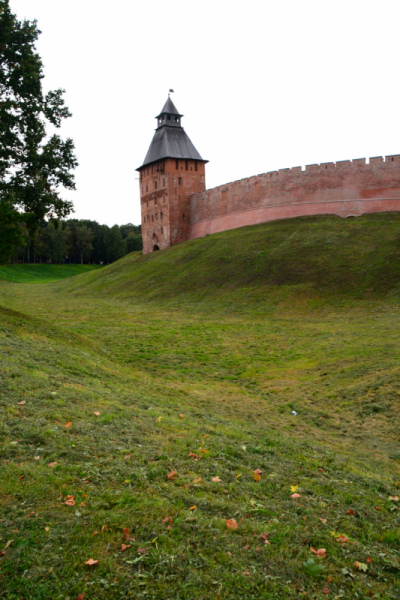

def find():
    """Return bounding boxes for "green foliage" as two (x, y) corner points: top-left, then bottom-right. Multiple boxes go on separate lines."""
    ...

(0, 197), (24, 263)
(302, 558), (325, 578)
(0, 0), (77, 258)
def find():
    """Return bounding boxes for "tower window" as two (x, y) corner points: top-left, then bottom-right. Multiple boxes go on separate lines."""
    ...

(160, 212), (163, 219)
(162, 178), (165, 187)
(152, 215), (154, 222)
(176, 159), (179, 169)
(178, 178), (181, 185)
(146, 185), (148, 192)
(195, 160), (198, 172)
(167, 115), (170, 120)
(163, 194), (165, 202)
(185, 160), (188, 171)
(161, 227), (163, 234)
(155, 198), (157, 205)
(154, 181), (157, 189)
(183, 214), (185, 219)
(147, 200), (148, 207)
(142, 187), (144, 194)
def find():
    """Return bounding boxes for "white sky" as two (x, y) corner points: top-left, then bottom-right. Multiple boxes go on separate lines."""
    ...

(12, 0), (400, 227)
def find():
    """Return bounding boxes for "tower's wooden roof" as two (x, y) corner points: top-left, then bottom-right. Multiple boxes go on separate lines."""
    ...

(137, 99), (207, 170)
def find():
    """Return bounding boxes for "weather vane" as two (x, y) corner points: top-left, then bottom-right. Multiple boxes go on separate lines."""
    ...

(168, 89), (174, 97)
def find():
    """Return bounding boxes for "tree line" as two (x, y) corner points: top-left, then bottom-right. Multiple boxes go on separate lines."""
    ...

(10, 220), (142, 264)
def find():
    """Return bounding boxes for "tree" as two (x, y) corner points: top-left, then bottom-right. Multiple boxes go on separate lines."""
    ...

(75, 226), (93, 264)
(0, 1), (77, 263)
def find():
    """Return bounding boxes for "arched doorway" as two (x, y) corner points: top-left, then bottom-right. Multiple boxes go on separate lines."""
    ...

(153, 245), (160, 251)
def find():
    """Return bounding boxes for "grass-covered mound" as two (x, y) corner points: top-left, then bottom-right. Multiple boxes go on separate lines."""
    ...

(0, 264), (102, 283)
(0, 214), (400, 599)
(56, 213), (400, 307)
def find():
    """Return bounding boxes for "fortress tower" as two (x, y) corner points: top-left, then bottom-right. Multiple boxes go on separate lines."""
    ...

(137, 97), (208, 254)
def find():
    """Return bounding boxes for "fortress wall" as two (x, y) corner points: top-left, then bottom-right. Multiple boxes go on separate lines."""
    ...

(189, 156), (400, 239)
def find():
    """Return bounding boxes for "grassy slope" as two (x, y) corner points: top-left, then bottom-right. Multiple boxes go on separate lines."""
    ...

(0, 264), (102, 284)
(0, 214), (400, 599)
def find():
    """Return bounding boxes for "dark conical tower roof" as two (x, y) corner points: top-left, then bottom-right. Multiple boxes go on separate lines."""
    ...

(137, 97), (207, 170)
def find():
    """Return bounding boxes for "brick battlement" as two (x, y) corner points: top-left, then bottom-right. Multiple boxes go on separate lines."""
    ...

(189, 156), (400, 240)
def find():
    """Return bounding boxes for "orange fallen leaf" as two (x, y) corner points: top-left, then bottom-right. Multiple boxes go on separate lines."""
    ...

(75, 594), (85, 600)
(162, 516), (172, 524)
(212, 476), (222, 483)
(375, 506), (382, 511)
(192, 477), (202, 484)
(45, 526), (50, 532)
(137, 547), (149, 555)
(18, 401), (26, 406)
(253, 469), (262, 475)
(179, 414), (184, 418)
(367, 557), (372, 563)
(48, 462), (57, 468)
(65, 495), (75, 506)
(389, 496), (399, 502)
(94, 412), (100, 416)
(244, 544), (249, 549)
(310, 547), (327, 557)
(291, 493), (301, 499)
(85, 558), (98, 566)
(335, 534), (349, 543)
(123, 527), (130, 541)
(226, 518), (238, 530)
(33, 456), (40, 461)
(319, 518), (327, 524)
(65, 422), (72, 428)
(189, 452), (197, 458)
(124, 455), (130, 459)
(92, 531), (98, 536)
(253, 473), (261, 482)
(318, 468), (324, 472)
(80, 502), (85, 507)
(167, 471), (177, 480)
(101, 525), (106, 532)
(121, 544), (131, 551)
(347, 509), (356, 515)
(243, 571), (250, 575)
(189, 505), (196, 511)
(260, 533), (270, 544)
(322, 588), (330, 595)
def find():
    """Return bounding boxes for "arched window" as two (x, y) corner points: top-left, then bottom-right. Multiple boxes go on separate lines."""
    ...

(160, 212), (163, 220)
(178, 177), (181, 185)
(162, 178), (165, 187)
(154, 181), (157, 189)
(152, 215), (154, 222)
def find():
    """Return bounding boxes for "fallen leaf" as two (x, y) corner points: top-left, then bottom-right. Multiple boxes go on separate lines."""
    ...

(167, 471), (177, 480)
(48, 462), (57, 468)
(85, 558), (98, 566)
(65, 495), (75, 506)
(335, 534), (349, 544)
(45, 526), (50, 532)
(75, 594), (85, 600)
(347, 509), (356, 515)
(124, 455), (130, 459)
(101, 525), (106, 532)
(137, 547), (149, 555)
(253, 473), (261, 482)
(367, 557), (372, 563)
(179, 414), (184, 418)
(319, 518), (327, 524)
(290, 485), (298, 493)
(65, 422), (72, 428)
(310, 547), (327, 557)
(189, 452), (197, 458)
(389, 496), (399, 502)
(376, 506), (382, 511)
(322, 588), (330, 595)
(260, 533), (270, 544)
(291, 493), (301, 499)
(243, 571), (250, 576)
(156, 416), (162, 422)
(123, 527), (130, 541)
(253, 469), (262, 475)
(212, 476), (222, 483)
(192, 477), (202, 484)
(162, 516), (172, 524)
(33, 456), (40, 461)
(226, 518), (238, 530)
(94, 411), (100, 416)
(18, 401), (26, 406)
(318, 468), (324, 473)
(92, 531), (98, 536)
(121, 544), (131, 551)
(244, 544), (249, 549)
(354, 561), (368, 572)
(189, 505), (196, 511)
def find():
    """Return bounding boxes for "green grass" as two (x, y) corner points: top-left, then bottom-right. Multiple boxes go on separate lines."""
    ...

(0, 264), (103, 283)
(0, 214), (400, 599)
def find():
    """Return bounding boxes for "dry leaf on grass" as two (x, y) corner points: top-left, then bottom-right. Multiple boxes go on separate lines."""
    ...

(310, 547), (327, 557)
(65, 422), (72, 428)
(121, 544), (131, 552)
(189, 505), (196, 511)
(18, 401), (25, 406)
(189, 452), (197, 458)
(335, 534), (349, 544)
(85, 558), (98, 566)
(94, 412), (100, 416)
(226, 518), (238, 530)
(389, 496), (399, 502)
(291, 493), (301, 499)
(167, 471), (177, 480)
(290, 485), (298, 493)
(319, 518), (327, 524)
(123, 528), (130, 541)
(347, 509), (356, 515)
(354, 561), (368, 572)
(212, 476), (222, 483)
(65, 495), (75, 506)
(33, 456), (40, 461)
(75, 594), (85, 600)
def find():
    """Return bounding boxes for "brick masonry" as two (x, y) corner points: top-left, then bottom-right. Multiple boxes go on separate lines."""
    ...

(189, 155), (400, 240)
(139, 158), (206, 254)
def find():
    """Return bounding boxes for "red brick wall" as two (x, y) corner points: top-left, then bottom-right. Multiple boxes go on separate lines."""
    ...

(190, 155), (400, 239)
(139, 158), (206, 254)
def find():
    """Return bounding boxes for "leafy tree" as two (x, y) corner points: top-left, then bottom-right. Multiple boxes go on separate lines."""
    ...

(105, 225), (125, 263)
(125, 232), (143, 253)
(75, 226), (93, 264)
(0, 0), (77, 262)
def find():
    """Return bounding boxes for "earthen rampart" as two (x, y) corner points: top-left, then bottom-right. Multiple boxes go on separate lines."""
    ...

(189, 155), (400, 239)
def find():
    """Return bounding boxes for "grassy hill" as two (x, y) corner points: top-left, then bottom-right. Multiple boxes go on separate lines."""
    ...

(0, 214), (400, 599)
(0, 264), (103, 283)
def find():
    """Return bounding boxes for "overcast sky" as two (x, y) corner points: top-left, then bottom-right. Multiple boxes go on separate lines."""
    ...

(12, 0), (400, 227)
